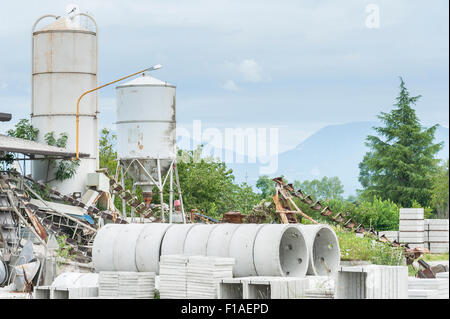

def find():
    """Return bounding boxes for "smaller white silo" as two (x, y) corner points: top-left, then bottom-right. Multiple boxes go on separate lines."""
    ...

(115, 74), (176, 207)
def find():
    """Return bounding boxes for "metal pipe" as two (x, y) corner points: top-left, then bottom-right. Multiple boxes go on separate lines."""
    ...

(76, 68), (151, 160)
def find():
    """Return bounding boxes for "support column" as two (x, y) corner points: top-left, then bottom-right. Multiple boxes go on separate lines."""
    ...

(120, 165), (126, 218)
(157, 158), (165, 222)
(173, 163), (186, 224)
(169, 164), (174, 223)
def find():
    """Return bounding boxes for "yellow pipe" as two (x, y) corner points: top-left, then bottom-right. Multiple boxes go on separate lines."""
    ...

(75, 68), (151, 160)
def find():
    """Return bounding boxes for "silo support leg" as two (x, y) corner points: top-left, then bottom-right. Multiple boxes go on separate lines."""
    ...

(157, 159), (165, 222)
(120, 166), (126, 218)
(173, 163), (186, 224)
(169, 165), (173, 223)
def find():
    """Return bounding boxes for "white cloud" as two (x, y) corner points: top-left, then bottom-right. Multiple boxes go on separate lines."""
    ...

(222, 80), (239, 91)
(237, 59), (269, 83)
(310, 166), (321, 176)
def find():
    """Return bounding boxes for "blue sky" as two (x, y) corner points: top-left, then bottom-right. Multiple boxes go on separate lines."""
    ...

(1, 0), (448, 153)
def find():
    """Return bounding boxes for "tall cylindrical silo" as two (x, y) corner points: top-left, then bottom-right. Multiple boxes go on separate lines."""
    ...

(116, 74), (176, 202)
(31, 15), (98, 195)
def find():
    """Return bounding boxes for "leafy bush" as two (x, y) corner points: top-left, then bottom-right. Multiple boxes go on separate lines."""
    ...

(56, 235), (74, 265)
(352, 196), (399, 231)
(44, 132), (79, 181)
(296, 194), (400, 231)
(7, 119), (39, 141)
(176, 147), (261, 218)
(335, 226), (405, 265)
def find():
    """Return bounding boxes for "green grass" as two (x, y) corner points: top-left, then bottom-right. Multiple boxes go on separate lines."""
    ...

(334, 226), (405, 266)
(421, 253), (449, 262)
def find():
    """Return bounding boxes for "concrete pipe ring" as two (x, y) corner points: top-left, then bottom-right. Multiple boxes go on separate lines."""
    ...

(161, 224), (198, 256)
(299, 224), (340, 276)
(135, 223), (173, 274)
(206, 224), (241, 257)
(229, 224), (265, 277)
(113, 224), (145, 271)
(254, 224), (309, 277)
(92, 224), (123, 272)
(184, 224), (219, 256)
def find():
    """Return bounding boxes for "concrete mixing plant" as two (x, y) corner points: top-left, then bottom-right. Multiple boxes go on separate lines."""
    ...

(30, 14), (98, 195)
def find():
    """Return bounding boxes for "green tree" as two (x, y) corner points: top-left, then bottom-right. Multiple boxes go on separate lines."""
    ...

(293, 176), (344, 200)
(358, 78), (442, 207)
(234, 182), (261, 214)
(99, 128), (118, 175)
(98, 128), (133, 214)
(430, 160), (449, 218)
(176, 147), (240, 217)
(256, 175), (276, 199)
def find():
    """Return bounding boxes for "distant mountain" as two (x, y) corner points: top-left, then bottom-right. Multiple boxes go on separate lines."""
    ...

(228, 122), (449, 197)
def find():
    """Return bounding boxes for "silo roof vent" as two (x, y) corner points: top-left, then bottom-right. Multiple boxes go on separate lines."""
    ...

(116, 75), (175, 88)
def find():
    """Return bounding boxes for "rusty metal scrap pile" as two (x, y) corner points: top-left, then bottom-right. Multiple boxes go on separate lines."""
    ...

(0, 166), (168, 276)
(270, 177), (429, 264)
(0, 170), (128, 270)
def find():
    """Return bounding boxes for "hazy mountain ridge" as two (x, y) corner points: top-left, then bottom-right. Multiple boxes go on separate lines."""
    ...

(229, 122), (449, 196)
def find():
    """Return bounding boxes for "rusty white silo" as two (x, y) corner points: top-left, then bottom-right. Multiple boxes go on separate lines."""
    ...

(31, 14), (98, 195)
(115, 74), (176, 206)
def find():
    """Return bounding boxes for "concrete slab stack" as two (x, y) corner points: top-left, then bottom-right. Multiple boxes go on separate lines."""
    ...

(408, 289), (440, 299)
(335, 265), (408, 299)
(98, 271), (155, 299)
(136, 273), (156, 298)
(436, 272), (449, 279)
(186, 256), (234, 299)
(424, 219), (449, 253)
(408, 278), (449, 299)
(98, 272), (119, 297)
(159, 255), (189, 299)
(399, 208), (424, 249)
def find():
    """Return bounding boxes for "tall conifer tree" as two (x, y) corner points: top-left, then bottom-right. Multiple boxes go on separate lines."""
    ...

(359, 78), (442, 207)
